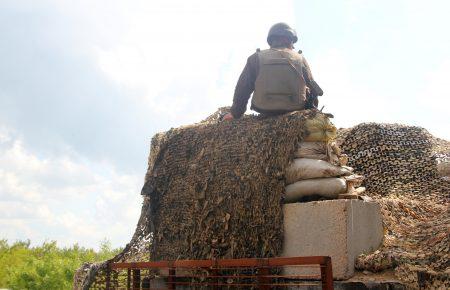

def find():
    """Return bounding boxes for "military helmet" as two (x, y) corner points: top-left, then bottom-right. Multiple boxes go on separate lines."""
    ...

(267, 22), (298, 45)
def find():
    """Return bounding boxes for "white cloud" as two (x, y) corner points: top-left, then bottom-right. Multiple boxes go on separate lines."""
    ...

(313, 48), (450, 139)
(414, 59), (450, 139)
(2, 0), (448, 253)
(89, 0), (295, 123)
(0, 0), (298, 250)
(416, 59), (450, 111)
(313, 49), (398, 125)
(0, 128), (142, 249)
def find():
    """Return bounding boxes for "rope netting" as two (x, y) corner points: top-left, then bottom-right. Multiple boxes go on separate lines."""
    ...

(74, 111), (449, 289)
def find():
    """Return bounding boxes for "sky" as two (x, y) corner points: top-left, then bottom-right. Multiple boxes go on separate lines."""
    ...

(0, 0), (449, 250)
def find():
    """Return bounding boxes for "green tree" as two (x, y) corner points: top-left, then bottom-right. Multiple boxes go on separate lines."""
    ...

(0, 239), (121, 290)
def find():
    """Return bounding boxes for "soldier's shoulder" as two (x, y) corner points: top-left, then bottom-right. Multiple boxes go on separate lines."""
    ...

(247, 50), (260, 61)
(255, 48), (273, 53)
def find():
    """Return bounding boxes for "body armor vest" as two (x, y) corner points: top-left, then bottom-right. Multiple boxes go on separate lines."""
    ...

(252, 48), (307, 112)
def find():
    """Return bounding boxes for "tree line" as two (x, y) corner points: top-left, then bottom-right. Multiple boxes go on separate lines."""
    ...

(0, 239), (121, 290)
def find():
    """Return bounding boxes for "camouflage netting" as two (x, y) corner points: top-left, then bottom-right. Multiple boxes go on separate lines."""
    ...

(144, 109), (315, 260)
(74, 110), (449, 290)
(337, 123), (449, 289)
(74, 108), (315, 289)
(73, 197), (152, 290)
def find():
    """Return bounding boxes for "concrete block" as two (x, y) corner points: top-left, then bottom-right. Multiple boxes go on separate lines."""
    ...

(282, 200), (383, 280)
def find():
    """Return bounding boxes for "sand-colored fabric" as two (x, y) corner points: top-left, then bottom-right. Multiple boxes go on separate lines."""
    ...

(338, 123), (450, 289)
(75, 116), (449, 290)
(78, 108), (317, 288)
(285, 177), (347, 202)
(285, 158), (352, 184)
(304, 114), (337, 142)
(295, 141), (347, 166)
(294, 141), (327, 159)
(142, 110), (315, 261)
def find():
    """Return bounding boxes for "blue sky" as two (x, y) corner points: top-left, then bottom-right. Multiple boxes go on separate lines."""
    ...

(0, 0), (449, 249)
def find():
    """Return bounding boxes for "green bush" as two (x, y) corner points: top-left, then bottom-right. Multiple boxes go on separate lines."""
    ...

(0, 239), (121, 290)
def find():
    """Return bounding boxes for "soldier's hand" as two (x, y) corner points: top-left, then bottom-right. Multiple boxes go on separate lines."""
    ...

(223, 113), (234, 121)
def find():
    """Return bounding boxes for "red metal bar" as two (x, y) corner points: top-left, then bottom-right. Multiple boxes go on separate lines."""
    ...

(111, 261), (169, 269)
(166, 281), (323, 287)
(168, 273), (320, 279)
(167, 265), (175, 290)
(132, 269), (140, 290)
(109, 256), (334, 290)
(267, 256), (328, 266)
(211, 259), (219, 290)
(112, 256), (329, 269)
(167, 261), (177, 290)
(320, 256), (334, 290)
(127, 268), (131, 290)
(257, 259), (270, 290)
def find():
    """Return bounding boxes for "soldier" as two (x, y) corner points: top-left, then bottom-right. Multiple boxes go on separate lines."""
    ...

(224, 23), (322, 120)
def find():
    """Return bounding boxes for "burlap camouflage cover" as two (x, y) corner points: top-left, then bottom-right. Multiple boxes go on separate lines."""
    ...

(75, 110), (449, 289)
(74, 108), (314, 289)
(142, 109), (314, 260)
(338, 123), (449, 289)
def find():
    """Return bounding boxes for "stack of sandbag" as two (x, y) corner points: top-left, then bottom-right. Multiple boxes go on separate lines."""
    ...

(436, 155), (450, 181)
(285, 114), (365, 203)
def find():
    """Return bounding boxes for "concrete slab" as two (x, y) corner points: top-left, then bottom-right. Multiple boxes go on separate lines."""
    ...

(282, 200), (383, 280)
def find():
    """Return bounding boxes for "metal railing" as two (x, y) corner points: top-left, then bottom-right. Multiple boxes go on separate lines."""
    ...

(99, 256), (333, 289)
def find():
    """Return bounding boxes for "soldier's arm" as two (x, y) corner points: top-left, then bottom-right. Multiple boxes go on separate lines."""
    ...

(302, 56), (323, 93)
(301, 56), (315, 84)
(230, 53), (258, 118)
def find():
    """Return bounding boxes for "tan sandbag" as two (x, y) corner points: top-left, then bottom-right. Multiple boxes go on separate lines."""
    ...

(437, 158), (450, 177)
(285, 177), (347, 203)
(294, 142), (327, 158)
(338, 154), (349, 166)
(329, 142), (346, 165)
(296, 153), (329, 160)
(344, 174), (364, 191)
(304, 114), (337, 142)
(354, 187), (366, 194)
(295, 141), (348, 166)
(340, 187), (366, 199)
(329, 142), (342, 155)
(285, 158), (353, 184)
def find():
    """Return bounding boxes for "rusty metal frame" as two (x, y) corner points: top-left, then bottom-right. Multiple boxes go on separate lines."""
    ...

(106, 256), (333, 290)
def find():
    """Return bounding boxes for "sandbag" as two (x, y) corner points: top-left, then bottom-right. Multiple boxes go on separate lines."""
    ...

(285, 158), (353, 184)
(296, 153), (329, 160)
(295, 141), (348, 166)
(344, 174), (364, 188)
(304, 114), (337, 142)
(294, 142), (327, 159)
(337, 154), (348, 166)
(328, 142), (349, 166)
(285, 178), (347, 203)
(437, 157), (450, 177)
